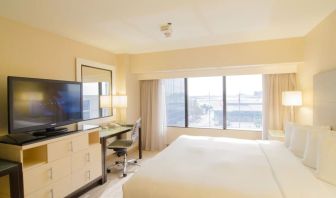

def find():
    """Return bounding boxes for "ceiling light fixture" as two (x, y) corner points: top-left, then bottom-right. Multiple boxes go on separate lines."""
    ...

(160, 22), (172, 38)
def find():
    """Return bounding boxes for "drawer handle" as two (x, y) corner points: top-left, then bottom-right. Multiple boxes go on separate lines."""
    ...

(48, 168), (53, 180)
(50, 189), (54, 198)
(69, 141), (73, 152)
(87, 170), (91, 180)
(86, 153), (90, 162)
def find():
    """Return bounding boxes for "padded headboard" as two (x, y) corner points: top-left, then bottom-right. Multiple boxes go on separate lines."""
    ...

(314, 69), (336, 130)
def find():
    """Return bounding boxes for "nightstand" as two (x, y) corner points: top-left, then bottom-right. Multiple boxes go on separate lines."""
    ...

(268, 130), (285, 142)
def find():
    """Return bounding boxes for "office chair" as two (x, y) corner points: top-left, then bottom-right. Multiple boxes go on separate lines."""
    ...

(107, 118), (141, 177)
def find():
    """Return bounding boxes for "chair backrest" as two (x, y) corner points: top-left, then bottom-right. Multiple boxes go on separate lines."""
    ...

(131, 118), (141, 143)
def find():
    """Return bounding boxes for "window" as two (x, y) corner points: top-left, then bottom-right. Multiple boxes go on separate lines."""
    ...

(188, 77), (223, 129)
(164, 74), (263, 131)
(164, 79), (185, 127)
(226, 75), (262, 130)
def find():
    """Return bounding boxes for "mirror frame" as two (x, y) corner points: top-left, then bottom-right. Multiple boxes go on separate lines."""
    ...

(76, 58), (116, 121)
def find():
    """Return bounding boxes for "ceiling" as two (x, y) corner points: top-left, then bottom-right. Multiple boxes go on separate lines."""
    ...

(0, 0), (335, 54)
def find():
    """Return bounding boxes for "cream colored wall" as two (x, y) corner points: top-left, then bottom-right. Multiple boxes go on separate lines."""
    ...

(0, 17), (117, 133)
(131, 38), (304, 74)
(137, 63), (299, 80)
(297, 10), (336, 125)
(115, 54), (140, 124)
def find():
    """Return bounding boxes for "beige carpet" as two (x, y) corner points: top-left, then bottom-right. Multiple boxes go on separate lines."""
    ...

(80, 151), (158, 198)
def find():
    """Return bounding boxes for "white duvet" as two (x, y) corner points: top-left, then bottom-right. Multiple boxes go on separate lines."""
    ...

(123, 135), (336, 198)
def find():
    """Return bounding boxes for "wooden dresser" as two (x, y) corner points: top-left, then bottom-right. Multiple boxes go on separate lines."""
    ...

(0, 128), (102, 198)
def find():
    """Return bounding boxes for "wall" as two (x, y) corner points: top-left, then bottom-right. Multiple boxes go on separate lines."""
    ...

(131, 35), (304, 141)
(297, 10), (336, 125)
(115, 54), (140, 124)
(131, 37), (304, 74)
(0, 17), (117, 133)
(137, 63), (298, 80)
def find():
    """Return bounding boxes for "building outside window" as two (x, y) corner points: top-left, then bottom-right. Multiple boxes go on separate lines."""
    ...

(163, 78), (185, 127)
(226, 75), (262, 130)
(188, 77), (223, 129)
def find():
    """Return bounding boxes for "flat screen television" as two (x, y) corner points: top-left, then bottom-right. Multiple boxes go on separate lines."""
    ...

(8, 76), (83, 133)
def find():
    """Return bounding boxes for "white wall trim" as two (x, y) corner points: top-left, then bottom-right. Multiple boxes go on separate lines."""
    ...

(136, 62), (301, 80)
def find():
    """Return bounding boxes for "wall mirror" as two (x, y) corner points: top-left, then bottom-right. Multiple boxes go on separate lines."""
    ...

(81, 65), (113, 120)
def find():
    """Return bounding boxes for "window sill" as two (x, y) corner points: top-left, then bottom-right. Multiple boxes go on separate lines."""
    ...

(167, 126), (262, 132)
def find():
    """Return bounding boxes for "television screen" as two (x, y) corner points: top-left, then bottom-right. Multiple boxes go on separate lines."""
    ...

(8, 77), (82, 133)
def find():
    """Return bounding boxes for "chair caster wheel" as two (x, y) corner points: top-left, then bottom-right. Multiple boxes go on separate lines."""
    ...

(123, 173), (127, 177)
(107, 169), (111, 173)
(134, 160), (137, 163)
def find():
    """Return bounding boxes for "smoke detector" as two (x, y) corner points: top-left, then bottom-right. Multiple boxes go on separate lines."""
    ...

(160, 22), (172, 38)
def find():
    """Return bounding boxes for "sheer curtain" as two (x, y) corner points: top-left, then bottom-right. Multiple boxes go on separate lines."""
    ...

(140, 80), (167, 151)
(262, 73), (296, 139)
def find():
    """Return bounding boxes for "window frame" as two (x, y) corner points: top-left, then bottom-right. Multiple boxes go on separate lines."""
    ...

(166, 76), (262, 131)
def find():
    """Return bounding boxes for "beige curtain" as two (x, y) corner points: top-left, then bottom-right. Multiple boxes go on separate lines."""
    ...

(263, 73), (296, 139)
(140, 80), (167, 151)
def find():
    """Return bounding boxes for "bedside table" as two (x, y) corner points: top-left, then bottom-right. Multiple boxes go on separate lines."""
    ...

(269, 130), (285, 142)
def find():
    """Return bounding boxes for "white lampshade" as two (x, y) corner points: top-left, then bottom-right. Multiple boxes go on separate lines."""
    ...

(282, 91), (302, 106)
(112, 95), (127, 108)
(100, 95), (112, 108)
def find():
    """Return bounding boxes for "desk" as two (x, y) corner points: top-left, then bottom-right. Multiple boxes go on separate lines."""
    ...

(100, 126), (142, 183)
(0, 159), (23, 198)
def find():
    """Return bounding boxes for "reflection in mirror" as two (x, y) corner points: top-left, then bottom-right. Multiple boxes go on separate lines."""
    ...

(81, 65), (112, 120)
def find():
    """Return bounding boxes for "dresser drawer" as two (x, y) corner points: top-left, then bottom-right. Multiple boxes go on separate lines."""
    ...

(72, 149), (90, 171)
(48, 134), (89, 162)
(89, 144), (102, 180)
(48, 139), (72, 162)
(72, 133), (89, 152)
(71, 167), (91, 190)
(25, 175), (71, 198)
(89, 144), (102, 164)
(24, 156), (71, 195)
(90, 161), (102, 180)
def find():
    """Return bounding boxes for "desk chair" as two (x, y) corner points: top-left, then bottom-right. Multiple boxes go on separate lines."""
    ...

(107, 119), (141, 177)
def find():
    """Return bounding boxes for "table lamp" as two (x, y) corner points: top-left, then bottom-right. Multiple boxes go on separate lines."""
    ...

(282, 91), (302, 121)
(100, 95), (112, 108)
(112, 95), (127, 123)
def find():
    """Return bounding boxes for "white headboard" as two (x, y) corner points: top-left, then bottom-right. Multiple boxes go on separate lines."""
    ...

(314, 69), (336, 130)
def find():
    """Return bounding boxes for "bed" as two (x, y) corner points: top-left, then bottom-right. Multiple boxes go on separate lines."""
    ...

(123, 135), (336, 198)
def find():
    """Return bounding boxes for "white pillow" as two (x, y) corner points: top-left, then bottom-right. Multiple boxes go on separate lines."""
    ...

(284, 122), (294, 147)
(289, 124), (309, 157)
(302, 126), (330, 169)
(316, 131), (336, 186)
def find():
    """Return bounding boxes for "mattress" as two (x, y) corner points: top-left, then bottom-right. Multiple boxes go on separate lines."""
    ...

(123, 135), (336, 198)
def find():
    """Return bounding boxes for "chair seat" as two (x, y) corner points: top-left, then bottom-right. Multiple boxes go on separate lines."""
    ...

(107, 140), (133, 149)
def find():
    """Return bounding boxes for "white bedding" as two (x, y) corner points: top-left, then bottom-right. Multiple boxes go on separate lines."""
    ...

(123, 135), (336, 198)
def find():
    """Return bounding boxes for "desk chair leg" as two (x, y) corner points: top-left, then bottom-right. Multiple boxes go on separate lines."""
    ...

(127, 159), (140, 166)
(123, 153), (127, 177)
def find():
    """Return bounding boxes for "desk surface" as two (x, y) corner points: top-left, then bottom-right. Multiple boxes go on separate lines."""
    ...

(0, 159), (19, 173)
(100, 126), (133, 138)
